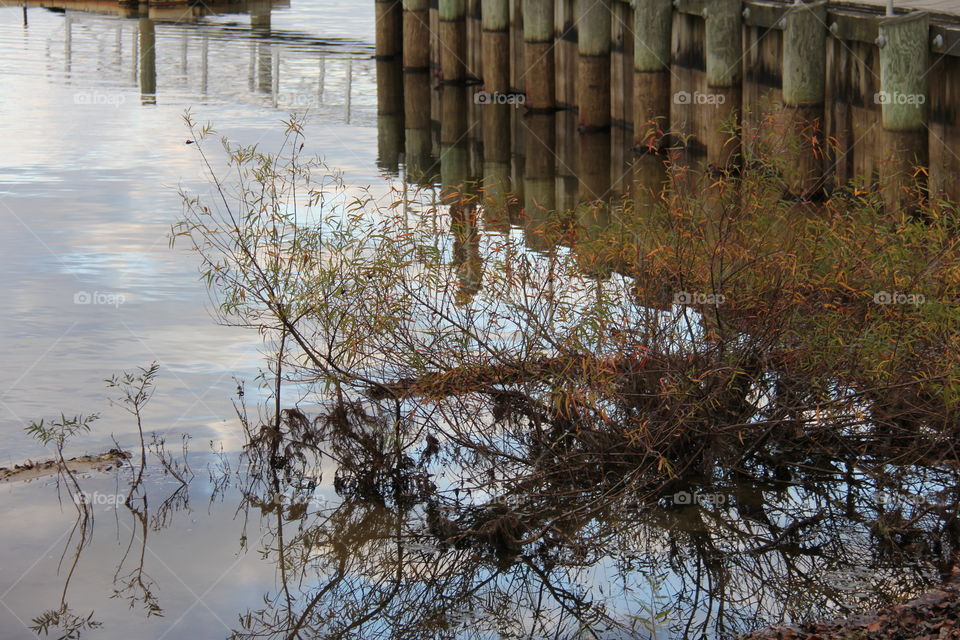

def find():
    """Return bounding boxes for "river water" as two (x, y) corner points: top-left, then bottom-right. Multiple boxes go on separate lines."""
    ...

(0, 0), (383, 462)
(0, 3), (956, 639)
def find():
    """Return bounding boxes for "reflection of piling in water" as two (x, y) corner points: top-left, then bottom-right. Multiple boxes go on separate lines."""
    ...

(404, 70), (436, 184)
(440, 84), (472, 195)
(200, 35), (208, 96)
(450, 198), (483, 304)
(256, 42), (271, 94)
(138, 17), (156, 104)
(555, 109), (578, 212)
(440, 83), (482, 302)
(631, 152), (668, 214)
(522, 113), (557, 252)
(482, 102), (513, 232)
(377, 59), (405, 175)
(65, 13), (72, 73)
(577, 129), (610, 204)
(522, 0), (554, 112)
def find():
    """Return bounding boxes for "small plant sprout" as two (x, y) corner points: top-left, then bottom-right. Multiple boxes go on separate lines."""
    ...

(25, 413), (100, 510)
(106, 362), (160, 504)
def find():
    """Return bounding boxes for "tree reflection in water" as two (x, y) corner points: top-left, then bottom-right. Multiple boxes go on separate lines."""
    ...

(221, 397), (960, 640)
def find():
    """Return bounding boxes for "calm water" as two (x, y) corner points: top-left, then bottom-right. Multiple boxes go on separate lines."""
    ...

(0, 0), (384, 462)
(0, 3), (956, 639)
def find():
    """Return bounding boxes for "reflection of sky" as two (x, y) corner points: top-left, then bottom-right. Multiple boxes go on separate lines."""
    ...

(0, 459), (275, 639)
(0, 1), (389, 460)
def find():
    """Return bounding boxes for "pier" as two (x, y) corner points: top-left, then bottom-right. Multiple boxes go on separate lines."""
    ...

(371, 0), (960, 207)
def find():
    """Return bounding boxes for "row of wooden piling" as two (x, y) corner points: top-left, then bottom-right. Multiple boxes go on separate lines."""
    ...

(373, 0), (960, 207)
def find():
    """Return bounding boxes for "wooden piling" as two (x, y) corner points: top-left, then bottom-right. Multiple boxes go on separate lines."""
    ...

(633, 0), (672, 149)
(440, 0), (468, 82)
(376, 0), (404, 60)
(704, 0), (741, 169)
(577, 0), (611, 130)
(928, 55), (960, 203)
(522, 0), (555, 111)
(403, 0), (431, 70)
(668, 11), (706, 169)
(877, 11), (929, 211)
(610, 1), (632, 129)
(467, 0), (482, 81)
(781, 0), (827, 197)
(250, 4), (271, 32)
(705, 0), (740, 89)
(555, 0), (577, 108)
(481, 0), (510, 93)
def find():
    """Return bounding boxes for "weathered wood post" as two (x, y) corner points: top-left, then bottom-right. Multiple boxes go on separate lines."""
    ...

(928, 42), (960, 203)
(250, 4), (271, 32)
(481, 0), (510, 93)
(633, 0), (672, 150)
(610, 1), (633, 130)
(402, 0), (431, 70)
(376, 0), (404, 59)
(522, 0), (555, 111)
(555, 0), (578, 108)
(577, 0), (611, 130)
(704, 0), (741, 169)
(782, 0), (827, 197)
(877, 10), (929, 212)
(440, 0), (468, 82)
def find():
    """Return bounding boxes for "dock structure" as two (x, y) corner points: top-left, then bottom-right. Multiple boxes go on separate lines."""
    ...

(373, 0), (960, 207)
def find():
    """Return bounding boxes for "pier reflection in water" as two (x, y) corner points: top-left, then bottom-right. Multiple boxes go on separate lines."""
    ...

(49, 0), (374, 116)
